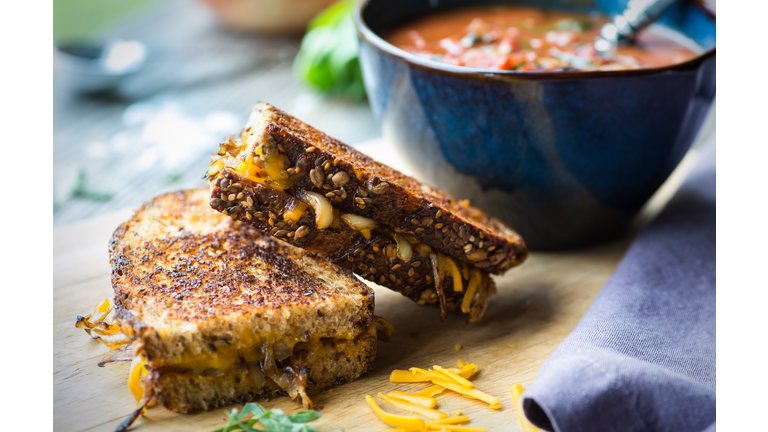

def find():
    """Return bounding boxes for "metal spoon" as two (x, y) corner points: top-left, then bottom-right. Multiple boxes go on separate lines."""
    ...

(595, 0), (678, 59)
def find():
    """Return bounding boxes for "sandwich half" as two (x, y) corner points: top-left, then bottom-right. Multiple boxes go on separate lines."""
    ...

(107, 189), (388, 421)
(205, 103), (527, 321)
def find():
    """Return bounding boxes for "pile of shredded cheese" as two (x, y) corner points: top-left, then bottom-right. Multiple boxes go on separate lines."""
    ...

(365, 360), (502, 431)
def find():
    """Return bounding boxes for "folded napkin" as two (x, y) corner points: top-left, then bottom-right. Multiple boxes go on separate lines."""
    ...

(523, 138), (716, 432)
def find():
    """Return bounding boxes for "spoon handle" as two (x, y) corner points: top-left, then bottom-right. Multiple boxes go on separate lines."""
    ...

(602, 0), (678, 43)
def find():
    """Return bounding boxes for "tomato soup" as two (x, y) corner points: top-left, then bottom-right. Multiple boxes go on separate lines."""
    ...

(386, 6), (699, 72)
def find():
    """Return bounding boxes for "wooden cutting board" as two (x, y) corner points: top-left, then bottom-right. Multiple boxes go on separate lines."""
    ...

(53, 141), (698, 432)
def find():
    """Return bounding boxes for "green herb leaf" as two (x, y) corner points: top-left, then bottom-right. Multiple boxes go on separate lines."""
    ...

(164, 172), (183, 184)
(294, 0), (365, 101)
(71, 169), (113, 202)
(288, 410), (322, 423)
(210, 402), (325, 432)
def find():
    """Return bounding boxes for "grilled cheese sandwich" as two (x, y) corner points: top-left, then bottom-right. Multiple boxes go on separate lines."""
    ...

(206, 103), (527, 322)
(87, 188), (392, 429)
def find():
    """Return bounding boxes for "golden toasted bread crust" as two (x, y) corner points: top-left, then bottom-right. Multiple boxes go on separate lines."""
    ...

(109, 189), (377, 411)
(218, 103), (527, 273)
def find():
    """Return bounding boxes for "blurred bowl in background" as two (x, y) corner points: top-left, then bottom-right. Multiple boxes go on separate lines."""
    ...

(355, 0), (716, 250)
(199, 0), (338, 35)
(54, 40), (147, 94)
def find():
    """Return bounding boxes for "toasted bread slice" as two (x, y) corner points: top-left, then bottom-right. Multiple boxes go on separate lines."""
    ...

(110, 189), (380, 413)
(205, 103), (520, 321)
(207, 102), (527, 273)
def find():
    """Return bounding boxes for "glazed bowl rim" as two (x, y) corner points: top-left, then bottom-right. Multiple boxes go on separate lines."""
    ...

(354, 0), (716, 79)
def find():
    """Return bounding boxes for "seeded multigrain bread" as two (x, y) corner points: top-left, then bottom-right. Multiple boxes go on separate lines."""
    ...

(109, 189), (383, 414)
(206, 103), (527, 321)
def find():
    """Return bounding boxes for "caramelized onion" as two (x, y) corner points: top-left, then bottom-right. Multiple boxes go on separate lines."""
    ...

(284, 365), (312, 409)
(206, 158), (225, 179)
(414, 243), (432, 258)
(430, 253), (448, 321)
(331, 208), (342, 229)
(468, 273), (495, 324)
(98, 345), (133, 367)
(260, 341), (279, 378)
(394, 233), (413, 262)
(246, 362), (266, 388)
(273, 341), (293, 361)
(75, 297), (132, 350)
(259, 342), (313, 408)
(341, 213), (378, 231)
(296, 191), (334, 229)
(373, 315), (395, 342)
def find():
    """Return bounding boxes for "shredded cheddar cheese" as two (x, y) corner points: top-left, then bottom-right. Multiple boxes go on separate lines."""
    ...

(409, 367), (473, 389)
(461, 269), (483, 314)
(510, 385), (544, 432)
(427, 425), (486, 432)
(391, 369), (433, 383)
(385, 392), (438, 408)
(373, 361), (492, 431)
(366, 395), (427, 432)
(441, 255), (464, 292)
(427, 416), (470, 426)
(380, 393), (448, 420)
(454, 344), (462, 351)
(456, 363), (478, 379)
(231, 144), (294, 191)
(128, 355), (148, 401)
(432, 365), (474, 389)
(128, 355), (156, 408)
(417, 385), (446, 398)
(460, 262), (470, 281)
(430, 378), (501, 409)
(283, 202), (308, 224)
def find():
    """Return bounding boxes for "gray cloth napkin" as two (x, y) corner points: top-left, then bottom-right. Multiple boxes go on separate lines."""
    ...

(523, 138), (716, 432)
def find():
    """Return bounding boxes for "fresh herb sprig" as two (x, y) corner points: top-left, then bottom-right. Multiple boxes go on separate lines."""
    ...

(294, 0), (365, 101)
(212, 403), (323, 432)
(71, 169), (113, 201)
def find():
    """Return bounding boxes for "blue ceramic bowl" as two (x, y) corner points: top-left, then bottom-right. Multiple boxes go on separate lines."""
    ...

(354, 0), (716, 249)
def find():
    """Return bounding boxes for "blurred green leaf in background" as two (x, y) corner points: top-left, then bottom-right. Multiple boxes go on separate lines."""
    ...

(54, 0), (167, 41)
(294, 0), (366, 101)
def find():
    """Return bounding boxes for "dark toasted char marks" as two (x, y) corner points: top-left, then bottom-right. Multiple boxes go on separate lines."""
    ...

(110, 189), (371, 324)
(113, 229), (335, 321)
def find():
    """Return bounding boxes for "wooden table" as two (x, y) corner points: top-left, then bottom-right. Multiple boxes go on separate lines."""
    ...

(53, 138), (700, 432)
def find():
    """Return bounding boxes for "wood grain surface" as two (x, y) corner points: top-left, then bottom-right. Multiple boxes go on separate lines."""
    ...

(53, 141), (699, 432)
